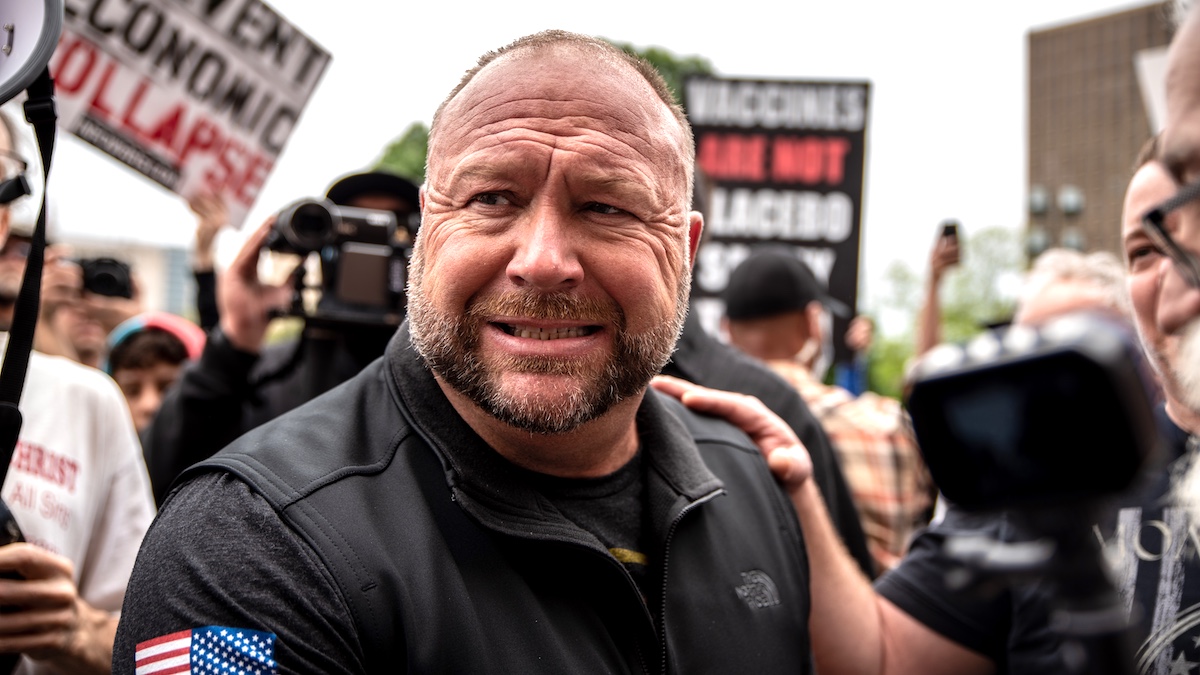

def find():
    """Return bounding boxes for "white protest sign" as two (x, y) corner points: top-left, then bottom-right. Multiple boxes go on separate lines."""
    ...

(50, 0), (330, 227)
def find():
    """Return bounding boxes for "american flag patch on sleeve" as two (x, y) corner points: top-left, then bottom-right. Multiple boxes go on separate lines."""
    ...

(134, 625), (278, 675)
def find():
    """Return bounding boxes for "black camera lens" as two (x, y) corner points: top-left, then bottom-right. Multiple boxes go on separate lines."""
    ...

(275, 200), (336, 253)
(292, 203), (333, 242)
(79, 257), (133, 298)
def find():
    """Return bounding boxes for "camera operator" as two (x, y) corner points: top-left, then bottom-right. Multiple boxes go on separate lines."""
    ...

(653, 123), (1199, 673)
(142, 171), (419, 504)
(29, 248), (143, 371)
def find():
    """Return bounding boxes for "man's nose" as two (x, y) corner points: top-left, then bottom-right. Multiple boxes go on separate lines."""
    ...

(506, 208), (583, 291)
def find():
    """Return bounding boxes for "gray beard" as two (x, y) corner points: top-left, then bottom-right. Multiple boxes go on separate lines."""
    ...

(407, 251), (689, 435)
(1175, 318), (1200, 414)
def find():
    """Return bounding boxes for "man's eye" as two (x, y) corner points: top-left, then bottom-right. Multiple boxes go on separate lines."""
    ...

(472, 193), (511, 206)
(1127, 244), (1163, 270)
(586, 203), (623, 215)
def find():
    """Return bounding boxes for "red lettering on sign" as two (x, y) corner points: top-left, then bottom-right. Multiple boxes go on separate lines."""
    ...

(50, 30), (275, 210)
(771, 136), (852, 185)
(88, 61), (120, 119)
(697, 133), (766, 181)
(198, 134), (272, 208)
(146, 104), (186, 149)
(52, 37), (98, 95)
(232, 152), (273, 205)
(179, 119), (222, 166)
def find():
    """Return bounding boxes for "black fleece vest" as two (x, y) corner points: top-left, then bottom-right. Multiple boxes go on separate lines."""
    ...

(188, 334), (814, 673)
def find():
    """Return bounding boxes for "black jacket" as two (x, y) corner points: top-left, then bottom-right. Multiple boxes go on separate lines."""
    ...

(664, 311), (875, 578)
(143, 323), (393, 504)
(115, 328), (814, 674)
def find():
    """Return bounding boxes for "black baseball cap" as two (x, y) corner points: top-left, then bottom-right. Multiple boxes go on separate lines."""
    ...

(723, 249), (851, 320)
(325, 171), (420, 212)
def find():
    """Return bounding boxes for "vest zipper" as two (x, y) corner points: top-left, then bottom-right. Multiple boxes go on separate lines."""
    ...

(566, 540), (655, 674)
(658, 488), (724, 675)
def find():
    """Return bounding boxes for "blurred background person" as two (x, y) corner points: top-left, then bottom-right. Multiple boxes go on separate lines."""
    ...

(142, 170), (420, 504)
(664, 131), (1191, 674)
(1014, 248), (1131, 327)
(105, 312), (206, 437)
(34, 250), (142, 369)
(915, 220), (961, 357)
(721, 248), (934, 573)
(187, 192), (228, 332)
(662, 170), (875, 577)
(0, 104), (155, 674)
(834, 314), (874, 396)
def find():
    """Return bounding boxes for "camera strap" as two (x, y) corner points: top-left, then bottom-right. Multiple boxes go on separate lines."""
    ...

(0, 67), (57, 484)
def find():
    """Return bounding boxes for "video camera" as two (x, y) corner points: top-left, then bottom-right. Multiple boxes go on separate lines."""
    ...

(76, 256), (133, 298)
(265, 198), (409, 327)
(904, 312), (1162, 675)
(906, 312), (1160, 512)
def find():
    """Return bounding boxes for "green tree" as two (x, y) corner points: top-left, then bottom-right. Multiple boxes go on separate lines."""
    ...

(866, 226), (1023, 398)
(375, 122), (429, 184)
(372, 41), (708, 184)
(604, 40), (715, 105)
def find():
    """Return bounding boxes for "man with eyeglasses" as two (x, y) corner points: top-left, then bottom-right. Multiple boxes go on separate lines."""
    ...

(651, 5), (1200, 673)
(0, 107), (155, 673)
(0, 137), (30, 332)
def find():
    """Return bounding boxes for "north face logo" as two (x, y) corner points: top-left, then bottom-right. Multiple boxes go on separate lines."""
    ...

(734, 570), (780, 609)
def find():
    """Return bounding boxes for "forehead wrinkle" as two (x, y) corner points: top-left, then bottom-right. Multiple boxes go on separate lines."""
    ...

(447, 138), (673, 212)
(431, 53), (692, 215)
(445, 123), (684, 204)
(455, 93), (667, 160)
(441, 51), (686, 151)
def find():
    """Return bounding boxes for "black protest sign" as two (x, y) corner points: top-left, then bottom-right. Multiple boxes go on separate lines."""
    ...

(685, 76), (870, 366)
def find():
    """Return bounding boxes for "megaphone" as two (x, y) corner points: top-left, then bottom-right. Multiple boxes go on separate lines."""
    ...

(0, 0), (61, 106)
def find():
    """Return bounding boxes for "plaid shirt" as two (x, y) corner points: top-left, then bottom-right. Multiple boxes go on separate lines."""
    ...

(766, 360), (935, 573)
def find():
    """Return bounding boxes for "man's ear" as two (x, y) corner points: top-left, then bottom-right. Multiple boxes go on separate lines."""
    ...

(419, 186), (426, 212)
(686, 211), (703, 268)
(804, 301), (825, 337)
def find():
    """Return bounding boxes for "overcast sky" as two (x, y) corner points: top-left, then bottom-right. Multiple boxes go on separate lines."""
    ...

(39, 0), (1164, 324)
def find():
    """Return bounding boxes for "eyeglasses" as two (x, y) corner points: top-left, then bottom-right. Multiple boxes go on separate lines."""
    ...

(0, 149), (26, 183)
(1141, 174), (1200, 288)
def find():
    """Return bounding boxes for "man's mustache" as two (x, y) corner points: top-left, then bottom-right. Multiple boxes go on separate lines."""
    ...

(466, 290), (624, 328)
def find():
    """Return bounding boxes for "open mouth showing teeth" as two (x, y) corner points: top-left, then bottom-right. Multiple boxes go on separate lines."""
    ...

(497, 324), (600, 340)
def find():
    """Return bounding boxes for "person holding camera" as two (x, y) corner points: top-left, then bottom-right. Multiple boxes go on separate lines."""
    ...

(32, 251), (141, 370)
(0, 107), (155, 674)
(141, 170), (419, 505)
(655, 248), (1150, 675)
(654, 46), (1200, 672)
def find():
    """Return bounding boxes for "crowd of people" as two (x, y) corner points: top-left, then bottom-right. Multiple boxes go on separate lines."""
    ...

(0, 5), (1195, 673)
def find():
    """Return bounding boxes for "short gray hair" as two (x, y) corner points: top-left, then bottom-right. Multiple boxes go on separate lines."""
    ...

(1019, 248), (1131, 318)
(1173, 0), (1195, 28)
(426, 30), (695, 207)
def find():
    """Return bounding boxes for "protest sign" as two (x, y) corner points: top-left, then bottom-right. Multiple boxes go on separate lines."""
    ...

(49, 0), (330, 227)
(685, 76), (870, 365)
